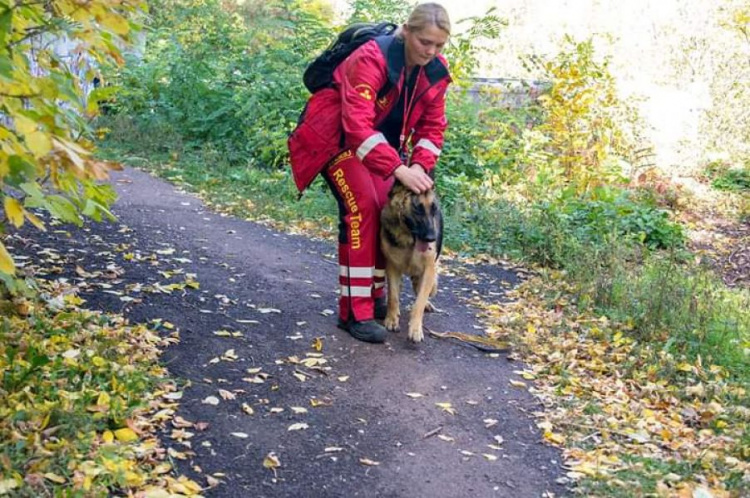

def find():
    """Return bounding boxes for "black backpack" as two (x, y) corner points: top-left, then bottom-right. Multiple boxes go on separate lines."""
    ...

(303, 21), (397, 94)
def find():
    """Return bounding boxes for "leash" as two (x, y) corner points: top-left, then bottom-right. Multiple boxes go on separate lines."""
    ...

(424, 327), (512, 353)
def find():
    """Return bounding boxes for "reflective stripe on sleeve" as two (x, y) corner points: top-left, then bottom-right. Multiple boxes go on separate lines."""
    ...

(415, 138), (441, 156)
(356, 133), (388, 161)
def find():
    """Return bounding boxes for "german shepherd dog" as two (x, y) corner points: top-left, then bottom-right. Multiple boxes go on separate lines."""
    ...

(380, 182), (442, 342)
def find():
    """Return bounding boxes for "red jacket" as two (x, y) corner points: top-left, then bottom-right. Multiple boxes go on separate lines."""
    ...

(288, 36), (451, 192)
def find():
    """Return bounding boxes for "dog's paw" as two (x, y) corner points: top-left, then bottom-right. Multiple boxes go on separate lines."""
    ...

(407, 322), (424, 342)
(424, 300), (435, 313)
(384, 314), (400, 332)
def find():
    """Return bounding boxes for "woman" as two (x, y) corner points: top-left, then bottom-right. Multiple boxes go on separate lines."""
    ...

(290, 3), (451, 343)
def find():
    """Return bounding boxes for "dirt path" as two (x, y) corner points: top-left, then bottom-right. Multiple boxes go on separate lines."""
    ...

(11, 168), (566, 497)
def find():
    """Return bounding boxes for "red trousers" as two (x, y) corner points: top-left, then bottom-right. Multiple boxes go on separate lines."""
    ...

(323, 150), (394, 322)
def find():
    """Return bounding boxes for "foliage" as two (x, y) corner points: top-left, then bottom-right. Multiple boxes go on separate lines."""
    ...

(105, 0), (328, 168)
(0, 0), (145, 285)
(700, 2), (750, 162)
(0, 291), (199, 496)
(705, 161), (750, 192)
(528, 36), (640, 194)
(345, 0), (414, 24)
(480, 270), (749, 495)
(442, 8), (506, 89)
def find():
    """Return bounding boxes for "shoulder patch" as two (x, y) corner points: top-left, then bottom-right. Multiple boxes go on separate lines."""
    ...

(354, 83), (374, 101)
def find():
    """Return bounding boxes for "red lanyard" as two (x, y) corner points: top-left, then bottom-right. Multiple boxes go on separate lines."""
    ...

(399, 66), (420, 156)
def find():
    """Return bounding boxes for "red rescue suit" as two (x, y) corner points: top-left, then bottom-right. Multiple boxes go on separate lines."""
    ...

(288, 36), (451, 322)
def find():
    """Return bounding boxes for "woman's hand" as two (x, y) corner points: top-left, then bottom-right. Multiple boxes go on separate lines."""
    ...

(394, 164), (433, 194)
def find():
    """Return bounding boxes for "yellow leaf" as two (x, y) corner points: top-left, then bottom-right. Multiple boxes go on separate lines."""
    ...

(544, 430), (566, 445)
(124, 471), (144, 487)
(4, 197), (23, 228)
(14, 115), (36, 135)
(312, 337), (323, 351)
(24, 210), (46, 231)
(114, 427), (138, 443)
(0, 479), (19, 494)
(435, 402), (456, 415)
(102, 430), (114, 443)
(0, 241), (15, 275)
(141, 488), (171, 498)
(26, 131), (52, 158)
(509, 380), (527, 389)
(43, 473), (67, 484)
(100, 14), (130, 35)
(97, 392), (111, 407)
(263, 452), (281, 469)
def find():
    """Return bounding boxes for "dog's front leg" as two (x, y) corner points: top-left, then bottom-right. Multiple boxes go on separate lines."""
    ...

(408, 260), (436, 342)
(411, 274), (439, 313)
(384, 264), (401, 332)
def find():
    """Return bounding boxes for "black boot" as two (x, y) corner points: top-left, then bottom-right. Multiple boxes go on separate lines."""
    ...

(338, 319), (386, 343)
(374, 296), (387, 320)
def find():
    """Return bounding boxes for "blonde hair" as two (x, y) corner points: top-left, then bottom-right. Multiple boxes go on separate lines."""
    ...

(397, 3), (451, 38)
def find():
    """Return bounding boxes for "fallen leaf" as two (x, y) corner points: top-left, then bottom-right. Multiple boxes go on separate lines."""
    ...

(258, 308), (281, 314)
(163, 391), (184, 401)
(263, 452), (281, 469)
(202, 396), (220, 406)
(484, 418), (498, 428)
(219, 389), (236, 400)
(291, 407), (308, 414)
(359, 458), (380, 466)
(43, 473), (67, 484)
(0, 479), (19, 494)
(483, 454), (498, 461)
(338, 376), (350, 382)
(288, 423), (309, 431)
(241, 403), (255, 415)
(221, 349), (238, 361)
(405, 392), (425, 399)
(509, 379), (527, 389)
(312, 337), (323, 351)
(231, 432), (249, 439)
(435, 402), (456, 415)
(438, 434), (455, 442)
(114, 427), (138, 442)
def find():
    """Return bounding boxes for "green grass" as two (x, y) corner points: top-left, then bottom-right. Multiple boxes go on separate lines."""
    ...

(576, 455), (737, 497)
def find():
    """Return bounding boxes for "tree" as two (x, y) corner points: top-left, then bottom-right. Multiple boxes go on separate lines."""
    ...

(0, 0), (146, 292)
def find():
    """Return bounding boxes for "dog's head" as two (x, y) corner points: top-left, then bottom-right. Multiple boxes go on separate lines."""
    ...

(389, 182), (441, 251)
